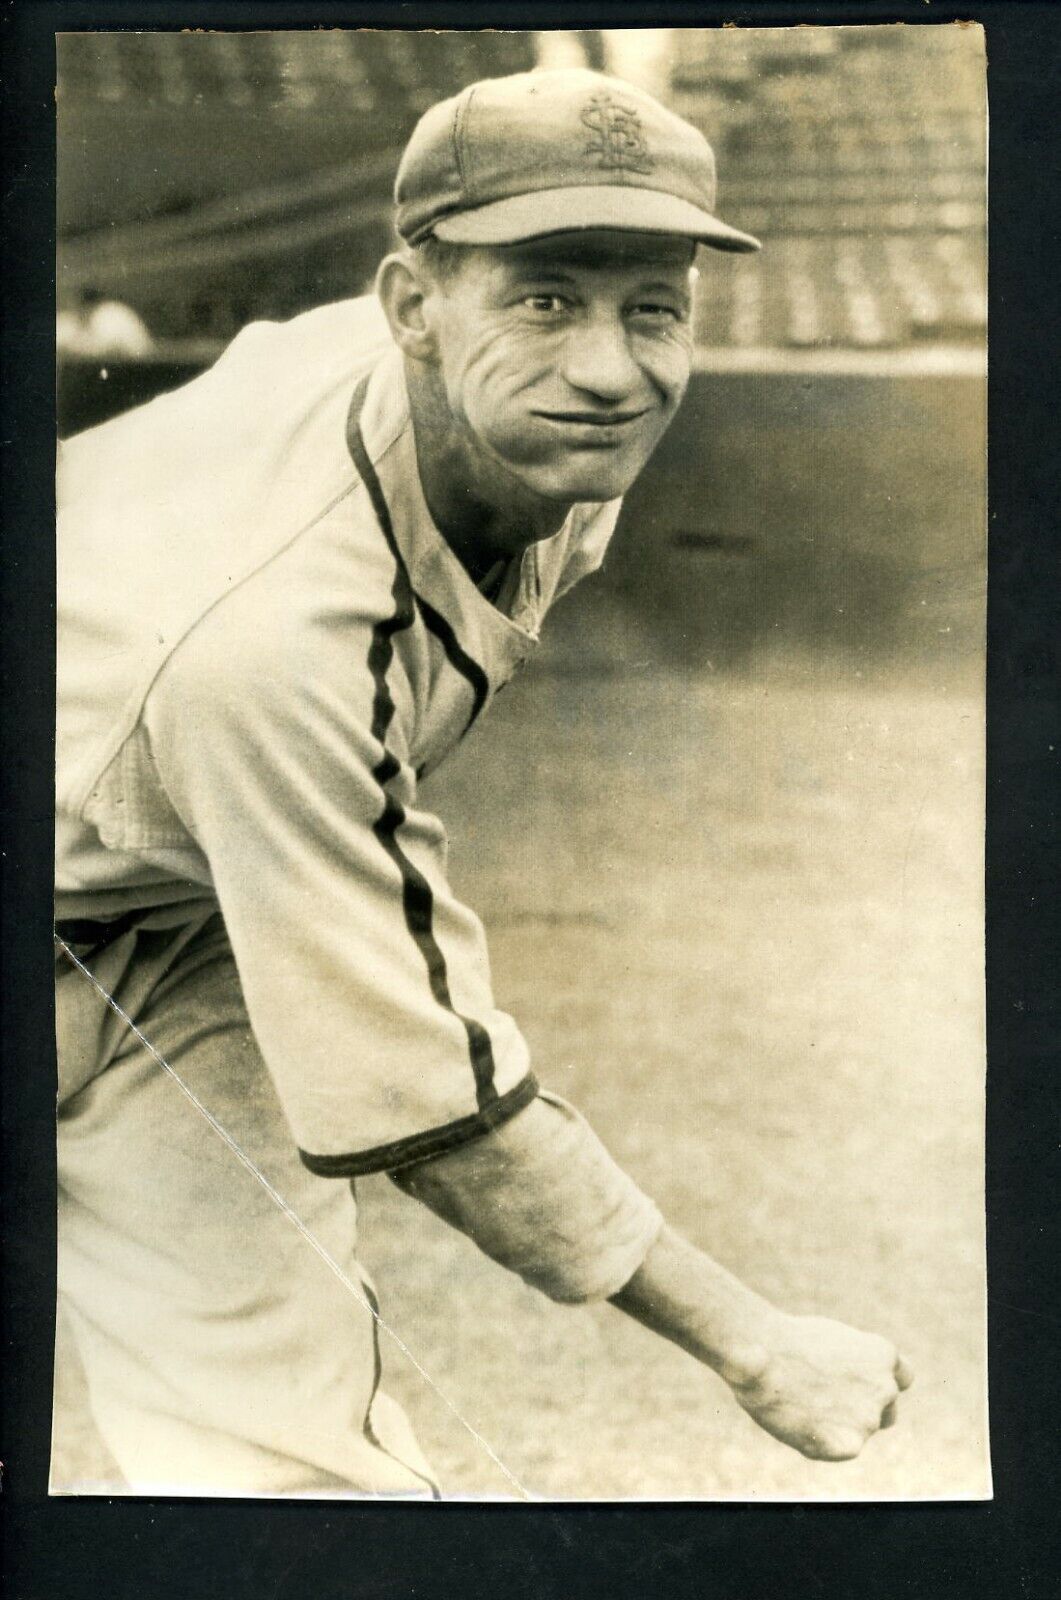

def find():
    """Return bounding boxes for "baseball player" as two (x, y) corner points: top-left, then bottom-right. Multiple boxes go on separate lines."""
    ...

(55, 68), (912, 1497)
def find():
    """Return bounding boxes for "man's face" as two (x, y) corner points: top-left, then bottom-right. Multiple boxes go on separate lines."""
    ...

(421, 231), (697, 504)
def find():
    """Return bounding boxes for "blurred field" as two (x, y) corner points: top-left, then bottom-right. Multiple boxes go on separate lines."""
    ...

(356, 603), (988, 1501)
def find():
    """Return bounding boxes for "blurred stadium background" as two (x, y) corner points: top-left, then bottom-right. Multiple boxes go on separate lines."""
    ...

(57, 28), (985, 365)
(53, 27), (989, 1500)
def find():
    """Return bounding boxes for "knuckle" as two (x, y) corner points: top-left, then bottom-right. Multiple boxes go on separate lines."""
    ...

(876, 1377), (899, 1409)
(874, 1337), (899, 1371)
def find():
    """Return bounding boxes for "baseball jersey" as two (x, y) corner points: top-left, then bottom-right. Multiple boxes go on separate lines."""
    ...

(56, 296), (623, 1178)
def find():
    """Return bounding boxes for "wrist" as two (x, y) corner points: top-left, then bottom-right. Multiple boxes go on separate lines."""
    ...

(712, 1300), (783, 1389)
(611, 1224), (784, 1386)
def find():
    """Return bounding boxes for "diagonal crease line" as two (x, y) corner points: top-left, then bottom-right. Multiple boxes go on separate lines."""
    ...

(55, 936), (535, 1503)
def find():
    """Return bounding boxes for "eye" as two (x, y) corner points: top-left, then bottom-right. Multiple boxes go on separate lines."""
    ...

(629, 302), (685, 326)
(520, 293), (572, 317)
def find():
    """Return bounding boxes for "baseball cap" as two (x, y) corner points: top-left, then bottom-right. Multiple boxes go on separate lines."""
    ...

(395, 68), (761, 253)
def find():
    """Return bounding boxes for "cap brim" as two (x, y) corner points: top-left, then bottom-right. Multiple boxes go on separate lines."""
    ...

(431, 184), (761, 253)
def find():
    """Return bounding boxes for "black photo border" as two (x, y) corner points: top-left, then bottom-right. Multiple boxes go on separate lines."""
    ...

(3, 3), (1058, 1596)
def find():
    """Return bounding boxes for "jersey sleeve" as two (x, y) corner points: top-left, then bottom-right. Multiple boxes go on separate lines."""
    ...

(142, 530), (537, 1176)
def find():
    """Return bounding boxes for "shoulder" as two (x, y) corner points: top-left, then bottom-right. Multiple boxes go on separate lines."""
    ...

(60, 297), (399, 767)
(59, 295), (393, 513)
(58, 294), (394, 609)
(206, 295), (392, 398)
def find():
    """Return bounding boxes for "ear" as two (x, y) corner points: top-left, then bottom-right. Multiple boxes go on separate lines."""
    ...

(375, 251), (437, 362)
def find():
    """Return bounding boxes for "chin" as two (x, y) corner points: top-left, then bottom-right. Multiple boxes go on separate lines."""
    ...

(532, 458), (646, 504)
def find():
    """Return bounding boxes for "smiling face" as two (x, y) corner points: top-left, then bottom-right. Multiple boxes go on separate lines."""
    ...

(418, 231), (697, 505)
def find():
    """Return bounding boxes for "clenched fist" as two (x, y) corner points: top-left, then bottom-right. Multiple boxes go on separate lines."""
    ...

(612, 1225), (915, 1462)
(728, 1311), (914, 1461)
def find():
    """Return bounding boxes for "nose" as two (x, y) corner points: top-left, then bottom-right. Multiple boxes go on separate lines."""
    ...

(559, 314), (645, 405)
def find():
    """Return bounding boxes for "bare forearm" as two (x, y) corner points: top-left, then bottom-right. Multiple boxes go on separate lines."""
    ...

(609, 1223), (776, 1387)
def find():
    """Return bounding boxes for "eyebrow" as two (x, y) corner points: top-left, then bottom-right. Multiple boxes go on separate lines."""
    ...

(503, 267), (692, 307)
(636, 280), (693, 300)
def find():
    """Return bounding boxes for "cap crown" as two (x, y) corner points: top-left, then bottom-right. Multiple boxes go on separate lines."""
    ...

(395, 68), (719, 245)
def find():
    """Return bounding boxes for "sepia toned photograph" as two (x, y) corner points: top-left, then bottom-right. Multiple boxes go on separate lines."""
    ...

(53, 24), (988, 1501)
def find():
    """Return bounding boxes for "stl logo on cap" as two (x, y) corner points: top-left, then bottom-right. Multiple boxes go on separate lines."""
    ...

(580, 89), (655, 175)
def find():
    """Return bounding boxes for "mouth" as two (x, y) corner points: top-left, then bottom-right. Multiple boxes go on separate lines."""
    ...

(535, 409), (649, 426)
(532, 408), (651, 448)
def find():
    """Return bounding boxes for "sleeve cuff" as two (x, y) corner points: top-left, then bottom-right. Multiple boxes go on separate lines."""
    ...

(297, 1072), (540, 1178)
